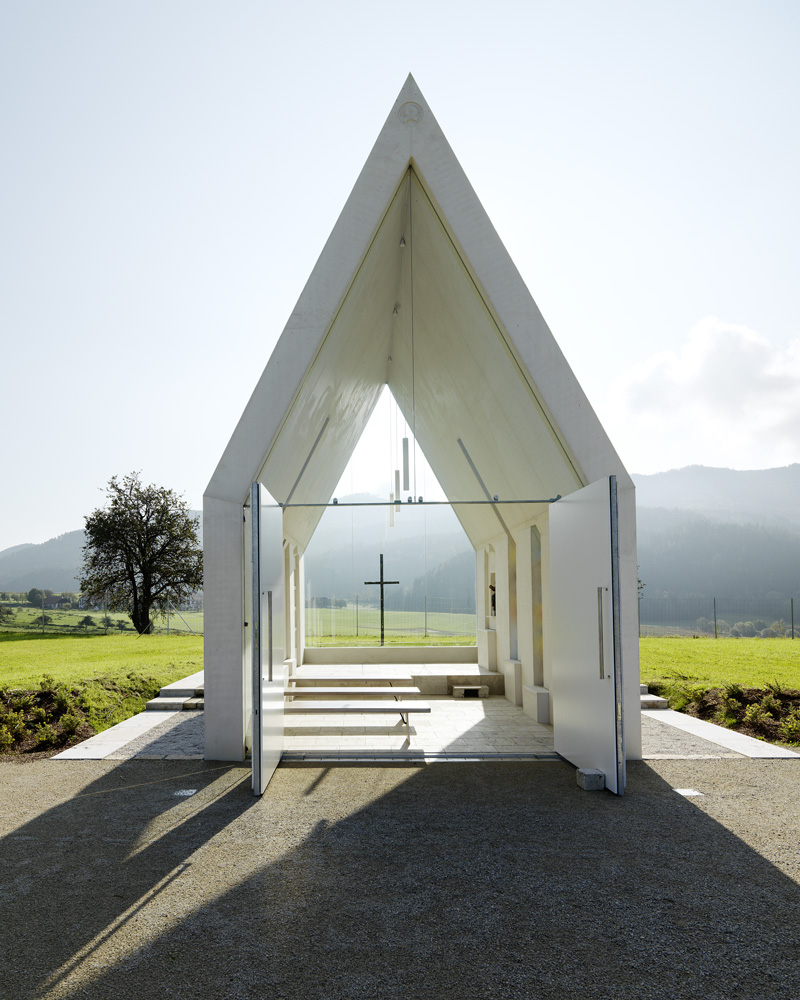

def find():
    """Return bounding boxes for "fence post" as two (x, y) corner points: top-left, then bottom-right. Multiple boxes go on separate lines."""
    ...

(713, 598), (718, 639)
(792, 598), (795, 640)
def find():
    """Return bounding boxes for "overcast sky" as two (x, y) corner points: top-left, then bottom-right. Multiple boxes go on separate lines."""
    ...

(2, 1), (798, 550)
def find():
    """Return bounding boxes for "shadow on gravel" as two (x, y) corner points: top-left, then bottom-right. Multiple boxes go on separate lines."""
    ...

(2, 758), (799, 1000)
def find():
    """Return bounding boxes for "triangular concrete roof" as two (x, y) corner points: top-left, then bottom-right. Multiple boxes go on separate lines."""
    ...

(206, 75), (631, 550)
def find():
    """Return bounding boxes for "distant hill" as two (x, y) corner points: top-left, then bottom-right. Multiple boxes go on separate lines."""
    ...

(633, 464), (800, 528)
(3, 469), (800, 603)
(0, 530), (85, 592)
(302, 494), (475, 608)
(0, 512), (202, 593)
(633, 467), (800, 599)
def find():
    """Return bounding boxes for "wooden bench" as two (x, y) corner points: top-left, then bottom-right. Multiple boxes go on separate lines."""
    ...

(283, 700), (430, 740)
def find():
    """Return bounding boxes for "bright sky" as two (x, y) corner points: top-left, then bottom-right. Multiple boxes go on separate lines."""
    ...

(2, 1), (798, 549)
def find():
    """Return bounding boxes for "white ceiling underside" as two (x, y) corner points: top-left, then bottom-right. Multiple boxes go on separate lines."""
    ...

(261, 169), (585, 551)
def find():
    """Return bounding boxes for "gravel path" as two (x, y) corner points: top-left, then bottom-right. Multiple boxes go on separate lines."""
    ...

(2, 755), (799, 999)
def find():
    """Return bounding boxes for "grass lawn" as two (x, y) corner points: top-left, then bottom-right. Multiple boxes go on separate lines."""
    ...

(639, 636), (800, 691)
(305, 605), (476, 646)
(3, 632), (799, 747)
(0, 632), (203, 690)
(0, 633), (204, 739)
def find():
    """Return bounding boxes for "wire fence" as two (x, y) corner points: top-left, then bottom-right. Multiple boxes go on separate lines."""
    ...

(304, 595), (477, 646)
(639, 597), (799, 638)
(0, 604), (203, 637)
(11, 596), (798, 643)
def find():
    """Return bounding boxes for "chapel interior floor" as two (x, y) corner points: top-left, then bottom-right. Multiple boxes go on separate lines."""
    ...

(282, 694), (556, 757)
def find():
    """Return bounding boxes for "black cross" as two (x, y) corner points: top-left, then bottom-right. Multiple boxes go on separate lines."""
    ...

(364, 553), (399, 646)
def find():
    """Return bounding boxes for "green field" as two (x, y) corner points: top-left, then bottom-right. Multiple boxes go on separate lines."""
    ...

(2, 632), (799, 741)
(0, 632), (203, 737)
(4, 633), (799, 690)
(305, 605), (476, 646)
(639, 637), (800, 691)
(0, 605), (202, 636)
(0, 633), (203, 690)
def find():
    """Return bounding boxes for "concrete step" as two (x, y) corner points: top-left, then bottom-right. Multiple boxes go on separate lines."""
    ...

(285, 686), (422, 697)
(284, 700), (430, 714)
(145, 696), (204, 711)
(156, 686), (203, 699)
(290, 672), (414, 684)
(641, 693), (669, 710)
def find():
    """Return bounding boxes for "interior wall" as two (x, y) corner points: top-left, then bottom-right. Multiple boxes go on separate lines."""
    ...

(295, 549), (305, 672)
(514, 513), (551, 723)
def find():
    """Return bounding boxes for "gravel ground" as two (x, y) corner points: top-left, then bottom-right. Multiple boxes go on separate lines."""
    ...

(1, 756), (799, 1000)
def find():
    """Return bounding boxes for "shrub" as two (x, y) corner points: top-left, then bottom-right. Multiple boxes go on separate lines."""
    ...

(31, 706), (47, 723)
(39, 674), (56, 692)
(4, 710), (26, 737)
(0, 726), (14, 751)
(60, 713), (80, 736)
(760, 692), (781, 718)
(35, 723), (59, 747)
(53, 689), (75, 716)
(10, 693), (34, 711)
(779, 710), (800, 744)
(716, 684), (745, 727)
(743, 703), (768, 727)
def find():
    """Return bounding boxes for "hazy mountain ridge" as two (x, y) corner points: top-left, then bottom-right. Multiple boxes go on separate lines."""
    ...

(2, 470), (800, 602)
(633, 464), (800, 529)
(0, 512), (203, 593)
(632, 466), (800, 598)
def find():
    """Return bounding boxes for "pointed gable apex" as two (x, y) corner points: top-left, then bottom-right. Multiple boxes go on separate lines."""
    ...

(205, 75), (630, 551)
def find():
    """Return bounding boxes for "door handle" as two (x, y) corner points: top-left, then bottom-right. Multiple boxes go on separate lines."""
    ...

(597, 586), (608, 679)
(267, 590), (273, 683)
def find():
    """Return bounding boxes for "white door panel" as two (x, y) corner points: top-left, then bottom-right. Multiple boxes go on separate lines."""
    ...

(251, 483), (285, 796)
(550, 477), (625, 794)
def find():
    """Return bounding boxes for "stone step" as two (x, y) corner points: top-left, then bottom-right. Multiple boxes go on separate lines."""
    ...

(284, 700), (430, 714)
(145, 696), (204, 711)
(640, 683), (649, 694)
(156, 686), (203, 699)
(285, 686), (422, 697)
(289, 672), (413, 684)
(641, 693), (669, 710)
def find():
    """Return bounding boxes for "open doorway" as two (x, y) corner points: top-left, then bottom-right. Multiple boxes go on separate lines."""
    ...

(302, 387), (477, 649)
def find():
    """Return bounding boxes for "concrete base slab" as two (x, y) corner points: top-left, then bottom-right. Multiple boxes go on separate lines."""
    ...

(576, 768), (605, 791)
(642, 709), (800, 759)
(53, 711), (181, 759)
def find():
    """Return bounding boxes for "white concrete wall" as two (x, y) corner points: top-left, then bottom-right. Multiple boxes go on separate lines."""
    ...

(204, 495), (248, 761)
(618, 483), (642, 759)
